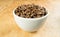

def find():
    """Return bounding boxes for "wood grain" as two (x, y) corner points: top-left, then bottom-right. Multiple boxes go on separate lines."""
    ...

(0, 0), (60, 37)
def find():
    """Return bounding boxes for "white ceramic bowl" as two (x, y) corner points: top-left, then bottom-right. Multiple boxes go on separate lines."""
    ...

(13, 9), (48, 32)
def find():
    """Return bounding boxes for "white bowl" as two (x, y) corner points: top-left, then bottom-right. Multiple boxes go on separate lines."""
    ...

(13, 9), (48, 32)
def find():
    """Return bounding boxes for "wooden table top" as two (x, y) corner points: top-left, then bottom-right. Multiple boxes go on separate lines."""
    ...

(0, 0), (60, 37)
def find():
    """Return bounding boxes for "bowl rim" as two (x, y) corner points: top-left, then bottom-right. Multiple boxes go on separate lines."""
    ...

(13, 7), (49, 20)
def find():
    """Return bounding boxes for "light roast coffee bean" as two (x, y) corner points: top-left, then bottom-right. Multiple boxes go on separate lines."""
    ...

(15, 4), (47, 18)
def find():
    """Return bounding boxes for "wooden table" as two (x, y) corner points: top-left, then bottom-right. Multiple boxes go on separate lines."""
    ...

(0, 0), (60, 37)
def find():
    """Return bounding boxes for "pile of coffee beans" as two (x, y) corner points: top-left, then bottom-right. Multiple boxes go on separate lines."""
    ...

(15, 4), (47, 18)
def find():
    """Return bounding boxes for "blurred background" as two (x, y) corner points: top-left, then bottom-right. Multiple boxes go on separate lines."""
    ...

(0, 0), (60, 37)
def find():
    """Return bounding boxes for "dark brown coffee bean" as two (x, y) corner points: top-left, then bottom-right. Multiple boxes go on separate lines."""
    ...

(15, 12), (20, 16)
(31, 16), (34, 18)
(31, 14), (34, 17)
(36, 14), (41, 18)
(43, 11), (47, 15)
(15, 4), (47, 18)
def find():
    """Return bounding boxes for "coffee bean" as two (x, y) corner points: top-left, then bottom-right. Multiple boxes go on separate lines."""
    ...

(15, 4), (47, 18)
(31, 16), (34, 18)
(36, 15), (41, 18)
(15, 12), (20, 16)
